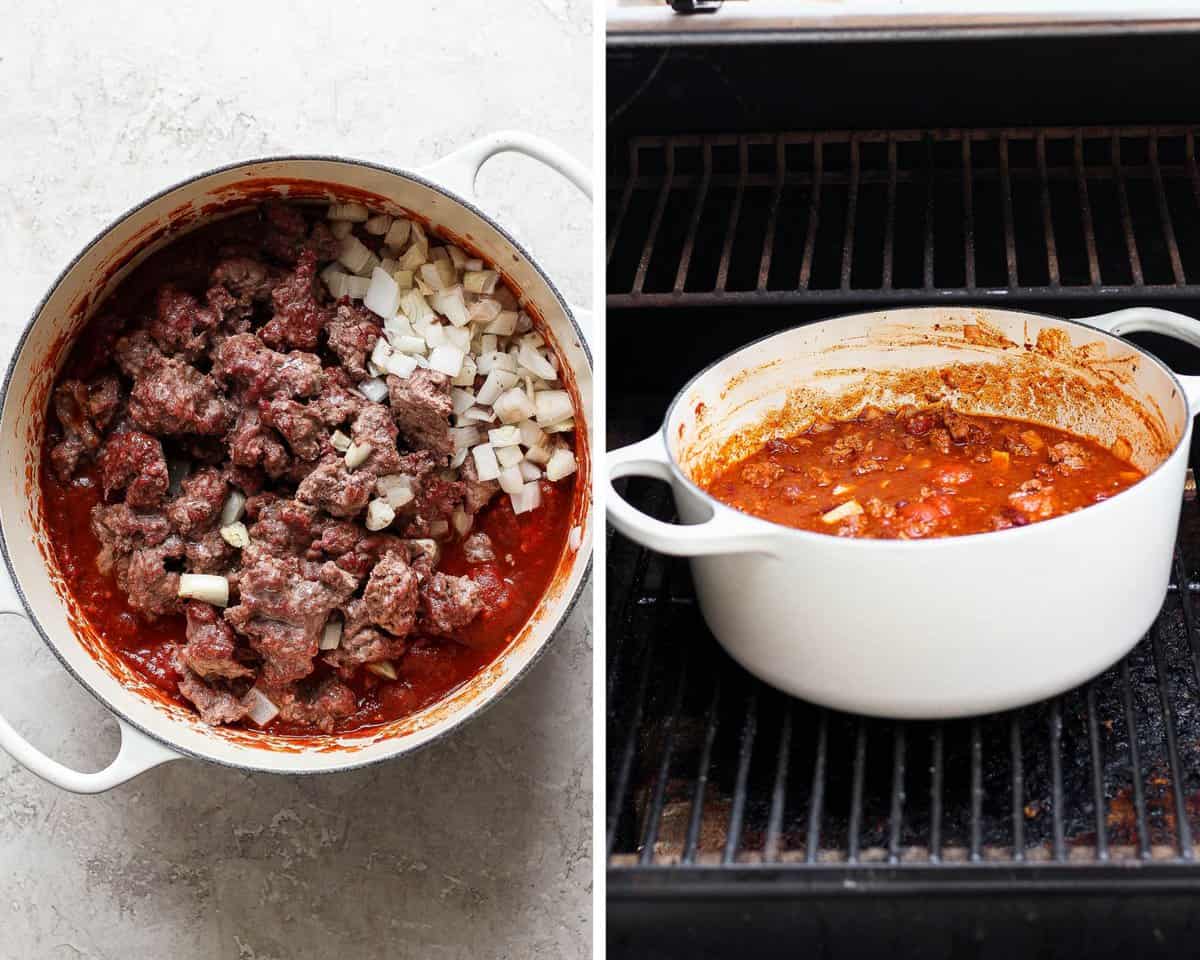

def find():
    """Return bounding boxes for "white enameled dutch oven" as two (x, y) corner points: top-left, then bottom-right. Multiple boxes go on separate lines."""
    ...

(607, 306), (1200, 719)
(0, 133), (593, 792)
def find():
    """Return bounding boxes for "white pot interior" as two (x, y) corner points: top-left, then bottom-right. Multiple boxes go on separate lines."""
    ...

(0, 158), (592, 773)
(668, 307), (1188, 489)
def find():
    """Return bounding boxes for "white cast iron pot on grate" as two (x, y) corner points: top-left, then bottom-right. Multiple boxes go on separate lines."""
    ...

(0, 134), (593, 792)
(608, 306), (1200, 719)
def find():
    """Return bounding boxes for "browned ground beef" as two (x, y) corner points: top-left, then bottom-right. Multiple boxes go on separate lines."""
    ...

(58, 204), (502, 730)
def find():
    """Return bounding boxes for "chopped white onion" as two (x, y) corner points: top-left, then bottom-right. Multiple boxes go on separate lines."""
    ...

(178, 574), (229, 607)
(463, 406), (496, 423)
(384, 218), (411, 248)
(345, 441), (372, 470)
(355, 251), (380, 278)
(338, 235), (372, 273)
(471, 443), (501, 482)
(385, 351), (418, 379)
(524, 438), (553, 465)
(510, 480), (542, 515)
(534, 390), (573, 426)
(476, 368), (519, 406)
(358, 377), (389, 403)
(328, 202), (369, 222)
(365, 267), (401, 319)
(320, 261), (347, 288)
(485, 310), (518, 336)
(515, 312), (533, 334)
(543, 418), (575, 434)
(498, 465), (525, 495)
(518, 419), (546, 448)
(452, 354), (477, 388)
(330, 430), (352, 453)
(476, 351), (518, 375)
(469, 299), (503, 326)
(220, 490), (246, 526)
(443, 325), (472, 353)
(464, 270), (499, 295)
(545, 447), (578, 482)
(518, 342), (557, 381)
(389, 334), (427, 355)
(451, 388), (476, 415)
(364, 213), (392, 235)
(219, 522), (250, 549)
(431, 285), (470, 327)
(329, 220), (353, 239)
(245, 689), (280, 726)
(429, 345), (465, 378)
(400, 288), (434, 326)
(394, 268), (414, 291)
(398, 243), (427, 271)
(493, 387), (536, 424)
(376, 474), (415, 509)
(370, 337), (394, 370)
(518, 460), (542, 481)
(342, 275), (371, 300)
(366, 661), (398, 681)
(418, 262), (449, 292)
(452, 425), (483, 450)
(365, 498), (396, 531)
(320, 618), (343, 651)
(450, 447), (469, 468)
(488, 425), (521, 448)
(496, 444), (524, 468)
(446, 245), (469, 270)
(463, 258), (484, 271)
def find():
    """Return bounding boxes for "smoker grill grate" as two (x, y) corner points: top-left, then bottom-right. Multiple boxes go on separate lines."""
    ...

(607, 491), (1200, 872)
(607, 125), (1200, 308)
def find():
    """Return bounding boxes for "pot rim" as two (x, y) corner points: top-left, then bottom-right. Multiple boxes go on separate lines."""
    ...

(660, 304), (1192, 549)
(0, 153), (593, 775)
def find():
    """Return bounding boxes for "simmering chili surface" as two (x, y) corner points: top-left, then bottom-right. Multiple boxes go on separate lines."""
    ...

(702, 406), (1143, 539)
(40, 203), (579, 735)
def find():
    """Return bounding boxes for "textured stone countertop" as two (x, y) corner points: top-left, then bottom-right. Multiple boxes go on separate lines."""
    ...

(0, 2), (592, 957)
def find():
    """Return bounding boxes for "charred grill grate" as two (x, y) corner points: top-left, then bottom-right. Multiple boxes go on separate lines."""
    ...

(607, 489), (1200, 872)
(607, 125), (1200, 308)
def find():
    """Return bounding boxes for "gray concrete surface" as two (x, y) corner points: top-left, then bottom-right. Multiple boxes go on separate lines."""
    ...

(0, 2), (593, 957)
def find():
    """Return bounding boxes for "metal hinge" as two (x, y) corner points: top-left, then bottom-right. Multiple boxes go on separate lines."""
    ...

(669, 0), (722, 13)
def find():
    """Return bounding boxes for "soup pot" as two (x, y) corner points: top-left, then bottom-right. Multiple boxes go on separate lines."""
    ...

(0, 133), (593, 792)
(607, 306), (1200, 719)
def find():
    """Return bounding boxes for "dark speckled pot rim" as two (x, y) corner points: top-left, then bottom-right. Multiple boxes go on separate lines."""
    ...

(0, 153), (593, 780)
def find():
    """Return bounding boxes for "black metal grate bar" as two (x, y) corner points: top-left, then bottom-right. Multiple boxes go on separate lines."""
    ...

(608, 124), (1200, 306)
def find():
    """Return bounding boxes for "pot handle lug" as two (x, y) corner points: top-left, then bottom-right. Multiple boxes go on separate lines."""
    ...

(607, 433), (776, 557)
(0, 576), (180, 794)
(419, 131), (592, 341)
(1080, 307), (1200, 413)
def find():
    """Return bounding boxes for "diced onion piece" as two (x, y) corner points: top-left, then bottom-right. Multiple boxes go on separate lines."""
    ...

(379, 258), (397, 275)
(366, 661), (398, 681)
(430, 246), (450, 263)
(419, 262), (449, 292)
(518, 343), (557, 380)
(384, 218), (411, 248)
(429, 345), (465, 378)
(498, 465), (525, 495)
(338, 235), (372, 273)
(446, 246), (469, 270)
(400, 289), (435, 326)
(365, 498), (396, 531)
(421, 322), (447, 349)
(343, 276), (371, 300)
(476, 368), (520, 406)
(520, 332), (545, 348)
(464, 270), (499, 295)
(328, 202), (369, 222)
(450, 447), (469, 468)
(365, 267), (401, 319)
(524, 439), (553, 465)
(821, 500), (864, 525)
(329, 220), (353, 239)
(509, 480), (542, 515)
(451, 508), (472, 536)
(320, 261), (347, 289)
(451, 388), (476, 415)
(518, 419), (546, 448)
(479, 334), (498, 355)
(452, 425), (483, 450)
(488, 425), (522, 448)
(443, 325), (471, 353)
(178, 573), (230, 607)
(376, 474), (415, 508)
(355, 251), (380, 278)
(345, 441), (372, 470)
(452, 354), (477, 388)
(431, 285), (470, 327)
(358, 377), (389, 403)
(330, 430), (351, 452)
(493, 387), (536, 425)
(370, 337), (394, 370)
(535, 390), (573, 426)
(518, 460), (542, 481)
(219, 522), (250, 549)
(245, 689), (280, 726)
(364, 213), (392, 236)
(320, 618), (343, 651)
(436, 259), (457, 288)
(398, 243), (427, 271)
(485, 310), (518, 336)
(394, 268), (414, 291)
(386, 351), (418, 379)
(469, 298), (503, 326)
(476, 351), (518, 375)
(471, 443), (501, 482)
(543, 418), (575, 434)
(463, 258), (484, 271)
(463, 406), (496, 423)
(220, 490), (246, 526)
(496, 444), (524, 468)
(545, 447), (578, 482)
(515, 312), (533, 334)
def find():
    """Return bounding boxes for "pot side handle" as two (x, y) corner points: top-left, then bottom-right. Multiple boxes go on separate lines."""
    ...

(419, 131), (592, 341)
(1080, 307), (1200, 412)
(607, 433), (776, 557)
(0, 576), (180, 794)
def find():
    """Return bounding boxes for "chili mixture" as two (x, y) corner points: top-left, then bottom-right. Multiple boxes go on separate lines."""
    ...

(702, 406), (1142, 539)
(42, 201), (579, 735)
